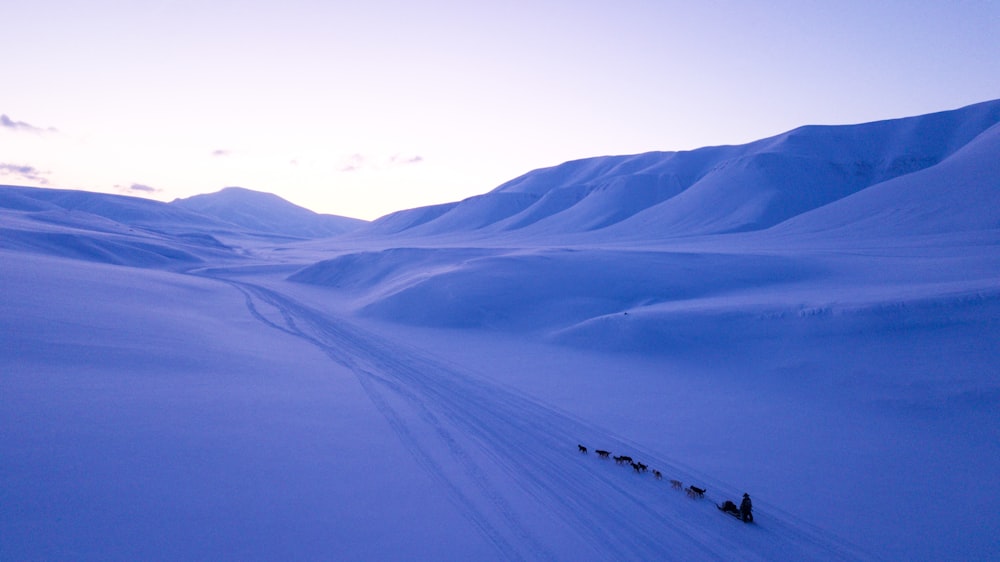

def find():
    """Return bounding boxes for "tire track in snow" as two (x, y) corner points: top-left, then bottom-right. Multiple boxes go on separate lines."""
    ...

(351, 359), (722, 560)
(229, 281), (532, 559)
(225, 279), (860, 561)
(232, 282), (676, 558)
(352, 368), (529, 560)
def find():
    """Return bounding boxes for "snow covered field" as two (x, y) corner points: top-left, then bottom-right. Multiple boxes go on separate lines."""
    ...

(3, 100), (999, 560)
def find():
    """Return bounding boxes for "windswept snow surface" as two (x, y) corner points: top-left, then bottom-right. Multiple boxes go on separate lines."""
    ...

(3, 100), (1000, 560)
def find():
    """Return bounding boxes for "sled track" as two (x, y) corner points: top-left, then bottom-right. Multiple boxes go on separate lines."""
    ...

(224, 279), (862, 561)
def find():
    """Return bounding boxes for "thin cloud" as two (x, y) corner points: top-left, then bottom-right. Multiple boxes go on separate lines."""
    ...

(0, 163), (49, 184)
(1, 114), (57, 134)
(112, 183), (162, 195)
(338, 153), (424, 173)
(391, 154), (424, 165)
(211, 149), (231, 157)
(338, 153), (366, 172)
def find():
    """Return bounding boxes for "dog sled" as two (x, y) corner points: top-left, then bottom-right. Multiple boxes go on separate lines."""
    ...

(717, 501), (753, 523)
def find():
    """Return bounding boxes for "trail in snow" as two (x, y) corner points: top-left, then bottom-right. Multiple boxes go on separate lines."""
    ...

(223, 277), (863, 561)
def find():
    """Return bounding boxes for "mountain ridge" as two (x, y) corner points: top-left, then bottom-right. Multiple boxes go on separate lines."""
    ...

(0, 184), (367, 267)
(360, 98), (1000, 239)
(171, 186), (366, 238)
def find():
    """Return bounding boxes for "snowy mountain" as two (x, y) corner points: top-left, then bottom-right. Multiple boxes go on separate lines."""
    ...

(172, 186), (366, 238)
(0, 185), (235, 267)
(0, 185), (367, 267)
(298, 102), (1000, 336)
(363, 98), (1000, 239)
(3, 100), (999, 561)
(767, 117), (1000, 240)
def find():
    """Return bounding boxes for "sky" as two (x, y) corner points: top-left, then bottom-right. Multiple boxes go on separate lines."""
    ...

(2, 0), (998, 220)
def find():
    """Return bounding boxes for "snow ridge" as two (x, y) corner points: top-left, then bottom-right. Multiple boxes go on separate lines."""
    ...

(359, 98), (1000, 239)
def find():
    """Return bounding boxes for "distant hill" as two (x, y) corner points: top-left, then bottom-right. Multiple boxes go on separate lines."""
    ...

(362, 99), (1000, 239)
(0, 184), (367, 267)
(171, 187), (365, 238)
(0, 185), (225, 230)
(0, 185), (365, 240)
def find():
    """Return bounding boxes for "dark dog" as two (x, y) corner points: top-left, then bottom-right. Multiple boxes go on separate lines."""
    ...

(595, 449), (611, 458)
(631, 462), (642, 473)
(652, 470), (662, 480)
(670, 479), (682, 489)
(578, 444), (587, 453)
(618, 455), (633, 464)
(636, 462), (648, 473)
(686, 486), (706, 499)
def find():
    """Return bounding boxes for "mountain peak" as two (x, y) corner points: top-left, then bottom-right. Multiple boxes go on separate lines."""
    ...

(172, 188), (366, 238)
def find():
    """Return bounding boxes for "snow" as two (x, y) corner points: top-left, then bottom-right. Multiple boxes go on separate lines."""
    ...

(172, 187), (367, 239)
(352, 98), (1000, 242)
(3, 99), (1000, 560)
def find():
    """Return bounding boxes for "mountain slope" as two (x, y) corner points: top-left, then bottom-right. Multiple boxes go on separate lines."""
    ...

(0, 185), (240, 267)
(763, 120), (1000, 240)
(171, 187), (366, 238)
(0, 184), (228, 231)
(0, 185), (366, 267)
(360, 99), (1000, 239)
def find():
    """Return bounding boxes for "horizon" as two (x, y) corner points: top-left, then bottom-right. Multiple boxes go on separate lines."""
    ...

(2, 1), (998, 220)
(8, 96), (998, 223)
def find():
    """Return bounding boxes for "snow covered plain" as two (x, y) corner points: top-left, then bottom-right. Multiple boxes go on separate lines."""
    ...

(3, 100), (999, 560)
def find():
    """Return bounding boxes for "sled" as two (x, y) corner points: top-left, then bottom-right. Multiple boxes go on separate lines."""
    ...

(717, 503), (753, 523)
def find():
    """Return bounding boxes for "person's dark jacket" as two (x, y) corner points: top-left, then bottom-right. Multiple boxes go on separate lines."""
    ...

(740, 495), (753, 521)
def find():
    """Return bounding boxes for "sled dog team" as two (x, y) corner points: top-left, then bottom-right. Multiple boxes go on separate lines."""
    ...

(577, 443), (753, 523)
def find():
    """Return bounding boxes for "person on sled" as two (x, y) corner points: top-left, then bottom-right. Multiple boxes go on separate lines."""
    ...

(740, 493), (753, 522)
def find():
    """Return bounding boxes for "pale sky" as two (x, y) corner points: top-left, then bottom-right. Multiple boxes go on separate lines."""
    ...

(3, 0), (998, 220)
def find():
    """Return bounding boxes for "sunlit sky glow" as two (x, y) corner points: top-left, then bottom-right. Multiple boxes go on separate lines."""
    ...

(3, 0), (998, 220)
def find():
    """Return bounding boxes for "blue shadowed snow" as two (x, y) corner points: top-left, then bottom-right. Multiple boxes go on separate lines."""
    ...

(2, 99), (999, 561)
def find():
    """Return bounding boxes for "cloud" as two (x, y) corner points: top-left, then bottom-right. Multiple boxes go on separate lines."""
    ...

(338, 153), (366, 172)
(112, 183), (161, 195)
(338, 153), (424, 173)
(211, 149), (231, 157)
(392, 154), (424, 165)
(128, 183), (159, 193)
(1, 114), (57, 134)
(0, 163), (49, 184)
